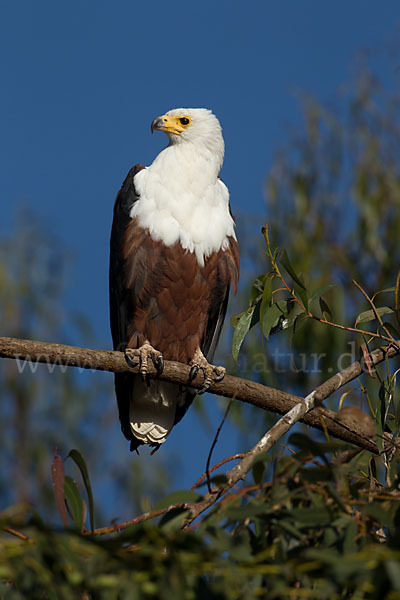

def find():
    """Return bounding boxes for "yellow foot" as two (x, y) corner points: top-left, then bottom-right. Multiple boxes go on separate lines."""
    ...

(188, 348), (226, 393)
(125, 342), (164, 378)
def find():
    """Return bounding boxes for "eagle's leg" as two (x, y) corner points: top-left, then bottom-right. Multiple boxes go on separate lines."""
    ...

(188, 348), (226, 394)
(125, 341), (164, 378)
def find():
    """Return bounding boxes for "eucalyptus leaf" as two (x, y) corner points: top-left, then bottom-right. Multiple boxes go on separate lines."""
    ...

(64, 476), (84, 531)
(153, 490), (202, 511)
(279, 249), (306, 290)
(261, 303), (283, 340)
(232, 307), (255, 360)
(310, 283), (336, 302)
(355, 306), (393, 326)
(67, 449), (95, 533)
(320, 297), (333, 320)
(259, 276), (273, 330)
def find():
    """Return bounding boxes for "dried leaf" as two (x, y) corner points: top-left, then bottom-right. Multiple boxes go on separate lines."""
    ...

(51, 450), (68, 528)
(360, 343), (375, 378)
(395, 270), (400, 326)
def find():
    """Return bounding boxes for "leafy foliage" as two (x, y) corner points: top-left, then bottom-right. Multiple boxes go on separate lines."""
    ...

(2, 440), (400, 599)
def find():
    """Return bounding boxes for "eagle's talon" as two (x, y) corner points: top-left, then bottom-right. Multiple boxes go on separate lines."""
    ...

(124, 343), (163, 378)
(214, 369), (226, 382)
(189, 365), (199, 382)
(189, 350), (226, 393)
(156, 356), (164, 375)
(124, 349), (140, 369)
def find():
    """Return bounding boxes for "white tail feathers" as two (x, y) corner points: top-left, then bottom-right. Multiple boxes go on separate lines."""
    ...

(129, 379), (181, 445)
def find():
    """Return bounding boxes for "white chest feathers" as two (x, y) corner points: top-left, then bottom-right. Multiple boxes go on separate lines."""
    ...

(130, 146), (236, 267)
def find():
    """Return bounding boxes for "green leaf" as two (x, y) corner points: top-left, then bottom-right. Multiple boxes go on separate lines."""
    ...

(326, 483), (349, 513)
(343, 519), (358, 554)
(158, 508), (191, 531)
(270, 301), (304, 333)
(355, 306), (393, 326)
(277, 520), (306, 541)
(361, 502), (391, 527)
(230, 311), (244, 327)
(294, 282), (309, 309)
(290, 507), (332, 527)
(252, 460), (265, 485)
(249, 274), (266, 303)
(382, 321), (400, 338)
(319, 297), (333, 320)
(279, 249), (306, 290)
(261, 303), (283, 340)
(310, 283), (336, 302)
(288, 433), (329, 465)
(209, 474), (228, 487)
(64, 476), (84, 531)
(153, 490), (202, 511)
(67, 449), (95, 533)
(386, 560), (400, 591)
(226, 503), (274, 520)
(259, 276), (273, 330)
(294, 312), (309, 332)
(232, 307), (255, 360)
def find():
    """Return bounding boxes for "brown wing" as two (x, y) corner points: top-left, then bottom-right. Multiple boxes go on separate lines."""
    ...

(201, 237), (239, 362)
(109, 164), (145, 445)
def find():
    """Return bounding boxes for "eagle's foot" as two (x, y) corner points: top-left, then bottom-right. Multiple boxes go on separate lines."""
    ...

(125, 343), (164, 378)
(189, 349), (226, 394)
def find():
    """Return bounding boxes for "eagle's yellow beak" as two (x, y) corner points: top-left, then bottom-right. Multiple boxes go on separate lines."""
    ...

(151, 114), (187, 135)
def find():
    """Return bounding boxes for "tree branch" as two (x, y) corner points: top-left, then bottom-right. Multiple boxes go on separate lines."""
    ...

(0, 336), (399, 454)
(182, 390), (319, 528)
(182, 341), (398, 527)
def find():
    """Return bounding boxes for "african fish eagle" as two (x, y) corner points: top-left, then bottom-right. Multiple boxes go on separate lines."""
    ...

(109, 108), (240, 452)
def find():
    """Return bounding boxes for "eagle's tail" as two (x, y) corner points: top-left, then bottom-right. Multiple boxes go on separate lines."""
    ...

(129, 379), (181, 447)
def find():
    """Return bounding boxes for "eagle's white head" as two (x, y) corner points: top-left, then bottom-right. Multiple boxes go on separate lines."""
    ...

(151, 108), (224, 170)
(131, 107), (235, 265)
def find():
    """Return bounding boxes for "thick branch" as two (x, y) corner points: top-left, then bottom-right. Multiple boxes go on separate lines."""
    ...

(0, 336), (399, 453)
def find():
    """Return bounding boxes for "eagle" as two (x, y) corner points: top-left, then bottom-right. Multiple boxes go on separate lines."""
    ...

(109, 108), (240, 452)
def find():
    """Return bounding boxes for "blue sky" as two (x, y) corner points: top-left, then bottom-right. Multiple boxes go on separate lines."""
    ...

(1, 1), (399, 517)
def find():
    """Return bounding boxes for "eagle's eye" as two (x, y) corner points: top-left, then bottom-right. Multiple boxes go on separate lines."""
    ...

(179, 117), (190, 126)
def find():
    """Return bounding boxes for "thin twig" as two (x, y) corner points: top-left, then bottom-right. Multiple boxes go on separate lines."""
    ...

(352, 279), (394, 341)
(312, 316), (394, 343)
(205, 396), (235, 493)
(88, 504), (187, 536)
(3, 526), (32, 542)
(191, 454), (245, 491)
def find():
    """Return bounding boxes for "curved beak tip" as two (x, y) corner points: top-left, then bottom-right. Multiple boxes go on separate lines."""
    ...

(151, 117), (162, 135)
